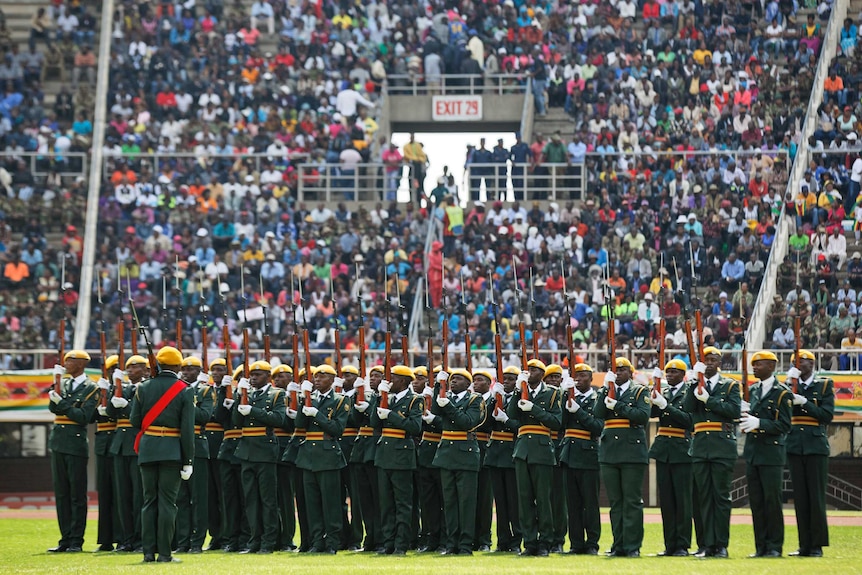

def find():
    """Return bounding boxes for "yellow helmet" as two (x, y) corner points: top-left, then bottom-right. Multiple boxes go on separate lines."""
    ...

(156, 346), (182, 366)
(527, 358), (547, 371)
(209, 358), (227, 369)
(182, 356), (203, 368)
(105, 354), (119, 370)
(392, 365), (415, 380)
(543, 364), (563, 377)
(370, 365), (385, 374)
(64, 350), (91, 362)
(249, 360), (272, 373)
(472, 369), (494, 382)
(413, 366), (428, 377)
(316, 364), (337, 376)
(449, 368), (473, 383)
(125, 355), (148, 369)
(664, 359), (688, 372)
(572, 363), (593, 373)
(503, 366), (521, 375)
(233, 365), (244, 380)
(615, 357), (634, 370)
(272, 364), (293, 376)
(702, 346), (722, 357)
(790, 350), (815, 362)
(751, 351), (778, 363)
(342, 365), (359, 375)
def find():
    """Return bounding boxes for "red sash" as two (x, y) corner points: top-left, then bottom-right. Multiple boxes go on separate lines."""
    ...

(134, 380), (188, 453)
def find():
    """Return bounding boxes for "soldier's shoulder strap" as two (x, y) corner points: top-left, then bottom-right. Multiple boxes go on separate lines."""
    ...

(816, 376), (834, 395)
(332, 392), (349, 416)
(407, 394), (422, 412)
(82, 384), (100, 403)
(775, 388), (791, 417)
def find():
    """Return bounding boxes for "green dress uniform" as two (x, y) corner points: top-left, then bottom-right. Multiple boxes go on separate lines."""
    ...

(550, 425), (568, 553)
(506, 382), (563, 555)
(281, 403), (310, 552)
(649, 382), (693, 555)
(294, 388), (350, 553)
(558, 389), (603, 554)
(204, 400), (226, 549)
(338, 391), (362, 550)
(594, 382), (650, 556)
(232, 384), (287, 553)
(274, 399), (296, 551)
(107, 382), (143, 551)
(349, 392), (382, 551)
(786, 374), (834, 555)
(484, 392), (521, 552)
(473, 392), (494, 551)
(130, 369), (195, 560)
(744, 376), (792, 556)
(93, 398), (118, 550)
(683, 373), (741, 556)
(48, 374), (99, 550)
(416, 396), (445, 552)
(431, 387), (485, 554)
(370, 389), (424, 553)
(176, 382), (214, 551)
(214, 385), (249, 552)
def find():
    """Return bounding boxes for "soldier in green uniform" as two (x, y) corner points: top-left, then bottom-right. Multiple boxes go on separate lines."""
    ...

(232, 360), (287, 554)
(505, 359), (563, 557)
(214, 366), (248, 552)
(129, 346), (195, 563)
(470, 369), (494, 552)
(408, 366), (428, 550)
(271, 364), (297, 552)
(174, 356), (214, 553)
(283, 373), (310, 552)
(542, 363), (567, 553)
(47, 350), (98, 553)
(430, 368), (485, 555)
(558, 363), (603, 555)
(594, 357), (650, 557)
(740, 351), (792, 558)
(204, 358), (229, 551)
(107, 355), (149, 552)
(486, 365), (521, 553)
(295, 364), (350, 554)
(350, 365), (383, 552)
(334, 365), (362, 551)
(648, 359), (693, 557)
(417, 368), (445, 552)
(785, 350), (833, 557)
(93, 354), (119, 551)
(684, 346), (740, 558)
(370, 365), (424, 555)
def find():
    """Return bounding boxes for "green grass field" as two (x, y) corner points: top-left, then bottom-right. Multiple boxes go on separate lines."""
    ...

(2, 516), (861, 574)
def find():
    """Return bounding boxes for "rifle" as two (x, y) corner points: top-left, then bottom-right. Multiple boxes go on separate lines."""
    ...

(695, 306), (706, 393)
(200, 280), (209, 373)
(425, 277), (434, 414)
(396, 272), (409, 366)
(741, 307), (750, 402)
(55, 255), (67, 394)
(128, 273), (138, 356)
(290, 272), (300, 409)
(129, 286), (159, 377)
(459, 270), (472, 371)
(381, 267), (391, 409)
(490, 271), (505, 413)
(175, 255), (183, 353)
(217, 270), (233, 400)
(792, 315), (801, 393)
(161, 275), (169, 345)
(561, 260), (575, 402)
(299, 274), (312, 408)
(117, 270), (126, 377)
(529, 267), (539, 360)
(260, 269), (270, 363)
(655, 318), (665, 394)
(514, 265), (528, 400)
(330, 275), (341, 376)
(97, 279), (108, 407)
(604, 266), (617, 399)
(240, 265), (249, 406)
(356, 265), (366, 403)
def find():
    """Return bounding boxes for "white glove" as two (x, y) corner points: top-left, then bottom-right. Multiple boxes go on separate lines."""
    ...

(493, 409), (510, 422)
(436, 371), (448, 383)
(286, 407), (297, 419)
(221, 375), (233, 387)
(651, 367), (663, 381)
(223, 398), (235, 409)
(560, 377), (575, 391)
(694, 386), (710, 403)
(53, 364), (65, 377)
(97, 377), (110, 391)
(422, 412), (437, 424)
(355, 377), (366, 389)
(354, 400), (370, 413)
(436, 396), (450, 408)
(302, 406), (319, 417)
(492, 382), (505, 395)
(97, 405), (108, 417)
(196, 373), (210, 385)
(237, 404), (252, 416)
(287, 382), (301, 393)
(604, 396), (618, 410)
(237, 377), (251, 390)
(518, 399), (533, 412)
(378, 381), (391, 394)
(422, 386), (434, 398)
(49, 390), (62, 404)
(740, 413), (761, 433)
(333, 376), (345, 390)
(603, 371), (617, 387)
(180, 465), (193, 481)
(792, 393), (808, 406)
(301, 380), (314, 393)
(377, 407), (391, 420)
(566, 398), (581, 413)
(787, 367), (801, 380)
(741, 400), (751, 413)
(693, 361), (707, 375)
(113, 369), (126, 386)
(651, 391), (667, 410)
(111, 396), (129, 409)
(516, 371), (529, 384)
(562, 369), (570, 379)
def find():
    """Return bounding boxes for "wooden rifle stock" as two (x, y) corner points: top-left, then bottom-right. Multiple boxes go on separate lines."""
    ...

(566, 324), (575, 402)
(519, 322), (529, 401)
(202, 326), (209, 373)
(302, 329), (312, 408)
(114, 319), (125, 398)
(381, 329), (391, 408)
(695, 310), (706, 392)
(290, 333), (299, 409)
(223, 323), (233, 400)
(357, 327), (366, 403)
(99, 329), (108, 406)
(792, 316), (801, 393)
(439, 317), (449, 398)
(742, 345), (749, 401)
(130, 321), (138, 355)
(655, 319), (665, 393)
(55, 319), (65, 394)
(241, 329), (249, 405)
(607, 316), (617, 400)
(494, 331), (505, 413)
(334, 330), (342, 377)
(176, 318), (183, 353)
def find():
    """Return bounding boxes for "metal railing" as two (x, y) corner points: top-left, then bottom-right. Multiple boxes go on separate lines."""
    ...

(101, 151), (310, 180)
(385, 73), (529, 96)
(0, 151), (89, 178)
(296, 163), (407, 203)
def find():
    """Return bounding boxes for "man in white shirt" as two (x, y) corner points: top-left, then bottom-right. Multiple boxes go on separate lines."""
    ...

(335, 88), (375, 118)
(826, 226), (847, 269)
(251, 0), (275, 34)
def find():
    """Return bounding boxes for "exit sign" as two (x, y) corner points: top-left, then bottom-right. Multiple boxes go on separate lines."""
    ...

(432, 95), (483, 121)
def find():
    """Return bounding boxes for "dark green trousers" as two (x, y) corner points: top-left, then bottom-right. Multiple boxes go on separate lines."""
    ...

(551, 464), (567, 548)
(276, 463), (296, 550)
(788, 454), (829, 550)
(748, 463), (785, 555)
(218, 461), (246, 549)
(692, 476), (705, 550)
(339, 466), (362, 549)
(378, 468), (414, 552)
(303, 469), (343, 552)
(490, 467), (521, 551)
(473, 466), (493, 549)
(417, 466), (444, 550)
(410, 470), (420, 548)
(241, 461), (278, 551)
(291, 464), (310, 551)
(176, 458), (209, 549)
(514, 459), (554, 551)
(601, 462), (645, 554)
(564, 467), (600, 553)
(657, 461), (692, 553)
(353, 462), (381, 549)
(113, 454), (142, 549)
(96, 453), (116, 546)
(140, 461), (182, 559)
(692, 458), (733, 549)
(51, 451), (88, 548)
(207, 459), (224, 547)
(440, 468), (478, 553)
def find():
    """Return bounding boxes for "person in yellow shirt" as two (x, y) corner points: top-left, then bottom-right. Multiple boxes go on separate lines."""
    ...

(243, 245), (265, 265)
(648, 269), (673, 295)
(794, 185), (817, 228)
(693, 41), (711, 66)
(403, 133), (428, 203)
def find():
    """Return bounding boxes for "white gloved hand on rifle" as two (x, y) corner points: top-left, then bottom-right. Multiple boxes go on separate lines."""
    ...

(741, 400), (751, 413)
(566, 398), (581, 413)
(97, 378), (110, 391)
(436, 371), (449, 383)
(493, 409), (509, 422)
(516, 371), (529, 385)
(287, 382), (300, 393)
(221, 375), (233, 387)
(333, 377), (345, 390)
(693, 361), (707, 375)
(237, 378), (251, 391)
(237, 404), (252, 416)
(792, 394), (808, 406)
(53, 364), (65, 378)
(223, 398), (236, 409)
(49, 390), (62, 404)
(560, 377), (575, 391)
(354, 401), (370, 413)
(651, 367), (663, 381)
(603, 371), (617, 387)
(436, 396), (450, 408)
(378, 381), (391, 394)
(604, 396), (618, 410)
(286, 407), (297, 419)
(694, 386), (710, 403)
(97, 405), (108, 417)
(787, 367), (801, 381)
(113, 369), (126, 387)
(196, 373), (210, 385)
(518, 399), (533, 412)
(302, 405), (319, 418)
(650, 390), (667, 410)
(377, 407), (391, 420)
(422, 386), (434, 398)
(740, 413), (760, 433)
(111, 396), (129, 409)
(421, 412), (437, 424)
(300, 380), (314, 393)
